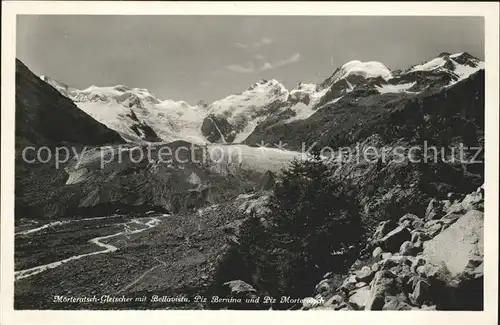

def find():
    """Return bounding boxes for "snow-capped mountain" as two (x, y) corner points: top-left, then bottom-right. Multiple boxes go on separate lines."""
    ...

(202, 79), (289, 143)
(39, 52), (484, 145)
(39, 80), (208, 144)
(384, 52), (485, 93)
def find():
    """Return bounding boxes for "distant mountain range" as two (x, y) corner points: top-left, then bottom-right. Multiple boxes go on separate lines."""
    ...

(38, 52), (484, 146)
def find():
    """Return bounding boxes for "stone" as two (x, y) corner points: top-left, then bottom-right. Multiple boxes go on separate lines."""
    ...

(399, 241), (419, 256)
(324, 294), (344, 308)
(424, 220), (442, 237)
(425, 198), (444, 221)
(410, 232), (424, 249)
(372, 246), (383, 259)
(389, 265), (402, 276)
(373, 220), (395, 242)
(315, 278), (333, 296)
(223, 280), (256, 295)
(381, 252), (393, 260)
(380, 224), (411, 253)
(411, 256), (427, 273)
(412, 219), (425, 229)
(383, 295), (413, 310)
(461, 191), (483, 211)
(355, 282), (368, 288)
(380, 255), (412, 270)
(339, 275), (358, 294)
(416, 265), (426, 276)
(355, 266), (374, 282)
(398, 264), (412, 283)
(423, 210), (484, 277)
(335, 302), (353, 311)
(422, 263), (444, 280)
(410, 280), (431, 305)
(371, 262), (380, 273)
(442, 199), (452, 212)
(399, 213), (421, 226)
(440, 212), (462, 229)
(348, 286), (371, 310)
(365, 271), (398, 310)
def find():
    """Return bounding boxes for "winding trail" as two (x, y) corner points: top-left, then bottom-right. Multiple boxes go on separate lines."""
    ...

(15, 215), (124, 236)
(14, 217), (163, 281)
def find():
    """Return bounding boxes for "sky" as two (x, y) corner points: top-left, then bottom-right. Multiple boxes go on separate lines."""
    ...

(17, 16), (484, 104)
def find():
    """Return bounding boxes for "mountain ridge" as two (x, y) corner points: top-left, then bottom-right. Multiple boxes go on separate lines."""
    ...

(37, 52), (484, 146)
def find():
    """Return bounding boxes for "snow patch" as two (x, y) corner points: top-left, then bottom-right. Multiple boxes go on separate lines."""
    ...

(335, 60), (393, 81)
(376, 82), (417, 94)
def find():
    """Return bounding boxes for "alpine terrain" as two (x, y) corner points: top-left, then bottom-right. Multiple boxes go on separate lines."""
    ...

(14, 51), (485, 311)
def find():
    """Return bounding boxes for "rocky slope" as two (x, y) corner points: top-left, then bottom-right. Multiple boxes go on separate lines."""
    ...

(16, 60), (123, 148)
(302, 185), (484, 311)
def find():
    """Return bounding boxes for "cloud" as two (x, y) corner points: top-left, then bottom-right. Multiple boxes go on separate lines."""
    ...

(233, 42), (249, 49)
(233, 37), (273, 50)
(226, 52), (301, 74)
(259, 53), (301, 71)
(226, 62), (255, 74)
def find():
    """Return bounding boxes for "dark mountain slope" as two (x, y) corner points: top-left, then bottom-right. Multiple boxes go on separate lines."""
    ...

(245, 70), (484, 151)
(15, 59), (124, 148)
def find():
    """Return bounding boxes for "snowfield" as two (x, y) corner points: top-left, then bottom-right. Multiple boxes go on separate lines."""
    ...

(408, 52), (484, 83)
(331, 60), (393, 82)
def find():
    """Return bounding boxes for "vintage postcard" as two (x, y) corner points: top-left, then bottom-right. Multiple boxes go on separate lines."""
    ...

(1, 2), (498, 325)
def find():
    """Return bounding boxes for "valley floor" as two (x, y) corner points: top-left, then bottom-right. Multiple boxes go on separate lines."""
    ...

(14, 209), (237, 310)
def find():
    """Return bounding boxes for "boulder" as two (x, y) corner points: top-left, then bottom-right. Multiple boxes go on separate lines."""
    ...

(423, 210), (483, 277)
(372, 246), (383, 259)
(324, 294), (344, 308)
(380, 225), (411, 252)
(315, 278), (333, 296)
(399, 213), (421, 227)
(410, 279), (431, 305)
(381, 252), (393, 260)
(364, 271), (398, 310)
(355, 266), (374, 282)
(339, 275), (358, 294)
(410, 230), (430, 248)
(425, 198), (445, 221)
(461, 191), (483, 211)
(387, 263), (411, 283)
(440, 212), (462, 229)
(348, 286), (371, 310)
(410, 256), (427, 273)
(380, 255), (412, 270)
(399, 241), (420, 256)
(416, 265), (426, 276)
(412, 218), (425, 229)
(424, 220), (443, 237)
(223, 280), (256, 295)
(355, 282), (368, 289)
(446, 201), (465, 214)
(373, 220), (396, 242)
(383, 295), (413, 310)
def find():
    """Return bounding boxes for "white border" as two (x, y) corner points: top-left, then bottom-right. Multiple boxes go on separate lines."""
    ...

(1, 2), (499, 325)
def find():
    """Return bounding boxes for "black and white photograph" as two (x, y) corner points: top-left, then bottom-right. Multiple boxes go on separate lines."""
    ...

(1, 2), (499, 322)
